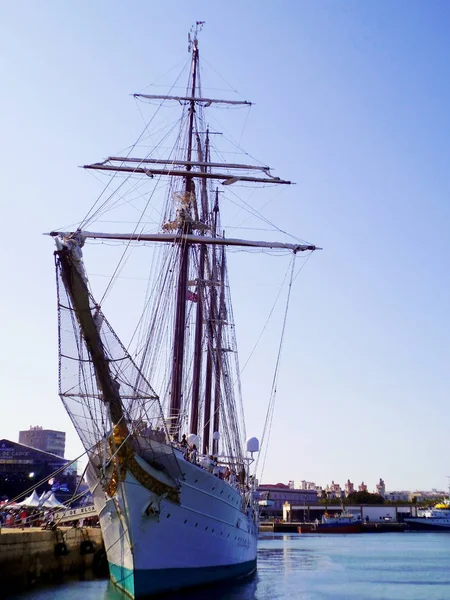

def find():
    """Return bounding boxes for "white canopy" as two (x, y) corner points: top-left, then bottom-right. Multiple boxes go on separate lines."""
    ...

(17, 490), (40, 507)
(16, 490), (66, 510)
(41, 493), (66, 509)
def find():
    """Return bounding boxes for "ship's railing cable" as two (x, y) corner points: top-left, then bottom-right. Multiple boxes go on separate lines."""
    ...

(45, 488), (92, 529)
(5, 488), (92, 530)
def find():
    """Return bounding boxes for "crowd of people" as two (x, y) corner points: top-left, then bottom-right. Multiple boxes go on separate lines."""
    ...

(140, 423), (246, 487)
(0, 507), (56, 529)
(0, 505), (99, 530)
(175, 434), (248, 489)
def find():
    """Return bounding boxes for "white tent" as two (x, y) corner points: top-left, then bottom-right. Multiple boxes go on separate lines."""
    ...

(17, 490), (40, 507)
(39, 491), (50, 504)
(41, 493), (66, 509)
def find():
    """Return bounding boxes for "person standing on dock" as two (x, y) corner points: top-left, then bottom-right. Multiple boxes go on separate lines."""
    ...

(19, 509), (27, 528)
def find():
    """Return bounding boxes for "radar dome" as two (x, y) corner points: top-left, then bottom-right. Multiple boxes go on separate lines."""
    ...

(246, 437), (259, 453)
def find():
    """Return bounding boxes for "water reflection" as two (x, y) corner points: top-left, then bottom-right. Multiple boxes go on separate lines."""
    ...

(258, 547), (321, 573)
(103, 574), (258, 600)
(11, 533), (450, 600)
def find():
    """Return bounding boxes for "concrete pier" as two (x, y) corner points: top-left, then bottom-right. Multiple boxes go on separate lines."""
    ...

(0, 527), (104, 593)
(259, 521), (408, 533)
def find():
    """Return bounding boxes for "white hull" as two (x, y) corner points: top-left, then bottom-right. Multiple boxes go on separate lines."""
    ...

(405, 517), (450, 530)
(87, 448), (258, 598)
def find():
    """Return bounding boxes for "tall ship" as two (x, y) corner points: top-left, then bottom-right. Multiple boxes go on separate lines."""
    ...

(50, 23), (318, 598)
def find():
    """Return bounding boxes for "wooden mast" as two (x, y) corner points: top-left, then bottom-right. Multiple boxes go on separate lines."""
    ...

(190, 129), (210, 435)
(202, 189), (219, 454)
(190, 244), (205, 436)
(212, 244), (225, 456)
(169, 27), (199, 439)
(202, 352), (213, 454)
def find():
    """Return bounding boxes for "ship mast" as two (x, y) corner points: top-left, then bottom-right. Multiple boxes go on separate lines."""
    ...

(190, 127), (209, 435)
(213, 244), (226, 455)
(49, 23), (320, 453)
(203, 189), (220, 454)
(169, 23), (202, 438)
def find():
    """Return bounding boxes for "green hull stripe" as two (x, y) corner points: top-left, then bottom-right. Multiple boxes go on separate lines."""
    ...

(109, 558), (257, 598)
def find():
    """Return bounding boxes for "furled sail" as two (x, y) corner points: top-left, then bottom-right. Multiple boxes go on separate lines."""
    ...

(55, 233), (165, 460)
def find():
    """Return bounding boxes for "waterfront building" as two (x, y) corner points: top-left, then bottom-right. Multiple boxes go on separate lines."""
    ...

(326, 480), (343, 499)
(258, 483), (317, 518)
(384, 490), (410, 502)
(299, 480), (317, 491)
(382, 489), (446, 503)
(18, 426), (66, 458)
(283, 502), (414, 523)
(358, 481), (368, 492)
(345, 479), (354, 497)
(409, 490), (446, 503)
(376, 478), (386, 497)
(0, 439), (72, 500)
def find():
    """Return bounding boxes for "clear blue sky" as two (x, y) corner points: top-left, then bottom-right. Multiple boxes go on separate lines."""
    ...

(2, 1), (450, 492)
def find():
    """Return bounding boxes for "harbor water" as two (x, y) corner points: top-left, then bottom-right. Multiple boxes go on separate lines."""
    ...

(9, 532), (450, 600)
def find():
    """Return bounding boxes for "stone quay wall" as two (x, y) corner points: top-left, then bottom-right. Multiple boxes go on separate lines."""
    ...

(0, 526), (104, 593)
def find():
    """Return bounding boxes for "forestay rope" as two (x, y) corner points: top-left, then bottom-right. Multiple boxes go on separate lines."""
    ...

(256, 252), (297, 481)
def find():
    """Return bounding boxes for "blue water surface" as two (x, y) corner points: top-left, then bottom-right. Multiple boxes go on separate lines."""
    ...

(9, 532), (450, 600)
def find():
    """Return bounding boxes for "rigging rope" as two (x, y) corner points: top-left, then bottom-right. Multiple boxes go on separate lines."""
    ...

(237, 259), (292, 381)
(256, 253), (297, 481)
(78, 61), (190, 231)
(1, 446), (93, 510)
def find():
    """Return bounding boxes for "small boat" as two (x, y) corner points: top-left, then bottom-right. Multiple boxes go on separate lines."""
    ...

(298, 512), (361, 534)
(405, 502), (450, 531)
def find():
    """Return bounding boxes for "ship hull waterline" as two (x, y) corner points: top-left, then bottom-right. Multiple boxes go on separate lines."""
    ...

(109, 559), (257, 598)
(87, 450), (258, 598)
(404, 518), (450, 531)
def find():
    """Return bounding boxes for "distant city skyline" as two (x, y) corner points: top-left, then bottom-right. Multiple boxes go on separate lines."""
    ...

(270, 477), (447, 497)
(2, 1), (450, 490)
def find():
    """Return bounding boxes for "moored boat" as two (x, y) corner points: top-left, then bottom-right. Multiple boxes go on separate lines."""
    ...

(405, 502), (450, 531)
(298, 512), (361, 534)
